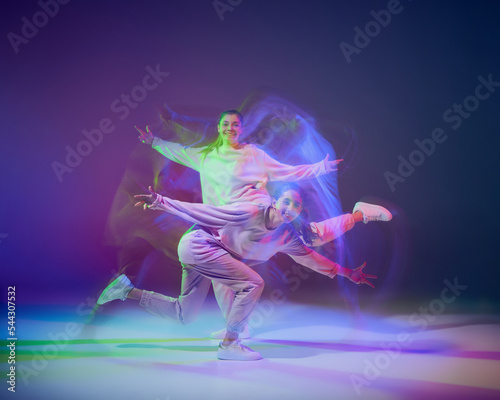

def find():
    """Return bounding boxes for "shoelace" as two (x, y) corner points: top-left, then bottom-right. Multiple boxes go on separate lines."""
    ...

(238, 343), (254, 352)
(364, 213), (381, 223)
(223, 340), (252, 352)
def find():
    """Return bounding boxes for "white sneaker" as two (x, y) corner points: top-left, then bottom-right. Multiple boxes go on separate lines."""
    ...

(353, 202), (392, 224)
(210, 325), (251, 340)
(217, 340), (262, 361)
(97, 274), (133, 305)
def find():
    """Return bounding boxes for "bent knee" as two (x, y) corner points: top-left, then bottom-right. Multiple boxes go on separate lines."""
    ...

(177, 232), (196, 264)
(178, 307), (200, 325)
(249, 276), (265, 292)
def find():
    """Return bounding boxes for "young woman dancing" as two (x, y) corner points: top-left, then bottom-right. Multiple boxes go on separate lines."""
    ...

(210, 183), (392, 339)
(133, 109), (344, 340)
(97, 183), (380, 361)
(135, 110), (342, 206)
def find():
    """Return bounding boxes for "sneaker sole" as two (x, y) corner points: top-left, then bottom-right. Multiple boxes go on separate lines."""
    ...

(217, 354), (262, 361)
(97, 275), (130, 305)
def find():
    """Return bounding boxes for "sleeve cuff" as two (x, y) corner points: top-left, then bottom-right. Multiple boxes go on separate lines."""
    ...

(151, 136), (161, 148)
(328, 263), (341, 279)
(149, 193), (163, 210)
(321, 157), (329, 174)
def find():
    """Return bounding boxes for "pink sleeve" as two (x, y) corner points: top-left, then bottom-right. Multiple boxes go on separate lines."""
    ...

(289, 250), (340, 278)
(257, 147), (329, 181)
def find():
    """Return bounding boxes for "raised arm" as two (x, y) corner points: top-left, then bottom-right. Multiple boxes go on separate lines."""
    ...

(134, 186), (256, 229)
(289, 249), (376, 288)
(136, 125), (201, 171)
(259, 148), (343, 181)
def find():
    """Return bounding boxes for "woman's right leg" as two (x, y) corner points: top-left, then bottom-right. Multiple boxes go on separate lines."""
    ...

(122, 227), (263, 328)
(178, 229), (264, 334)
(137, 264), (212, 324)
(122, 229), (214, 324)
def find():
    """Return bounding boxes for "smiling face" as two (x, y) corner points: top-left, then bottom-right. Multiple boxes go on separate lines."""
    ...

(218, 113), (243, 147)
(275, 189), (303, 223)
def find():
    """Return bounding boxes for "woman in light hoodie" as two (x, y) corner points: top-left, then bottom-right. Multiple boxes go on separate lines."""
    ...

(98, 183), (387, 361)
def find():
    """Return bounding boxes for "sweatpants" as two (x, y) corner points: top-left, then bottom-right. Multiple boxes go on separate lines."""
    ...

(139, 228), (264, 333)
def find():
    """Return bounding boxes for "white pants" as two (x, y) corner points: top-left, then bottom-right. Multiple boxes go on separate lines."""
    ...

(139, 228), (264, 333)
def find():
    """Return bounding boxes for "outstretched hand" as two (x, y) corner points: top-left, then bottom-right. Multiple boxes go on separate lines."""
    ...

(348, 262), (377, 288)
(135, 125), (154, 145)
(324, 154), (344, 172)
(134, 186), (158, 210)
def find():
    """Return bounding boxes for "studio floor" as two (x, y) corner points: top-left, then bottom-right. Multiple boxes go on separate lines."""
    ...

(4, 298), (500, 400)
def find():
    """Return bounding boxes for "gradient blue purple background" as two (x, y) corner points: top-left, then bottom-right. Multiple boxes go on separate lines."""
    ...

(1, 0), (499, 308)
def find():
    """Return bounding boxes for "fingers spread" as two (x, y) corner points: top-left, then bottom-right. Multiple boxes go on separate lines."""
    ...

(365, 281), (375, 289)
